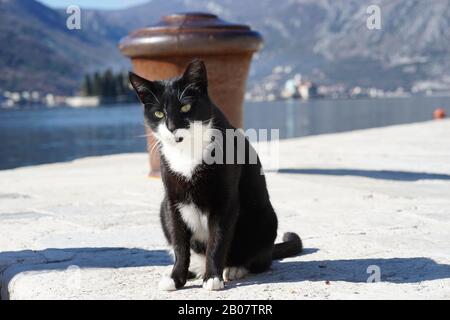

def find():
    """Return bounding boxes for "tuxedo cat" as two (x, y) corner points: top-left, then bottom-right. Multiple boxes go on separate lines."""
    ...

(129, 59), (302, 291)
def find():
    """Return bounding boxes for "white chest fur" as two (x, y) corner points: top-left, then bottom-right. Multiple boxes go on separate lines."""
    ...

(158, 120), (212, 179)
(161, 142), (204, 179)
(177, 203), (209, 242)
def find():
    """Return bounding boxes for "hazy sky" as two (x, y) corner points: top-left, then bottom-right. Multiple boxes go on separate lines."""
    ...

(39, 0), (149, 10)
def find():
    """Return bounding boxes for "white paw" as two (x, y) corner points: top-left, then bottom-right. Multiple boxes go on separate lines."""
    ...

(223, 267), (248, 282)
(203, 277), (224, 291)
(158, 276), (177, 291)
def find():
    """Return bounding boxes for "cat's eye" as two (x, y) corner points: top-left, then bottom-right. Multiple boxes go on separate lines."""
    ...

(154, 111), (165, 119)
(180, 104), (191, 113)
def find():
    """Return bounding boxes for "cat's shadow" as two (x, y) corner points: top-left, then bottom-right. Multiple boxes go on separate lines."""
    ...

(184, 248), (450, 290)
(226, 249), (450, 288)
(1, 247), (449, 297)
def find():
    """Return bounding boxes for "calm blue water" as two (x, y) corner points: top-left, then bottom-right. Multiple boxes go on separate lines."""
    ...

(0, 96), (449, 170)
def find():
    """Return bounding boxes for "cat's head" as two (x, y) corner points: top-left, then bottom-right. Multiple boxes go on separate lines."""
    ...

(129, 59), (213, 145)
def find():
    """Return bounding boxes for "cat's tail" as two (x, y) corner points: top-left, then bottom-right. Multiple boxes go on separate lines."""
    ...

(272, 232), (303, 260)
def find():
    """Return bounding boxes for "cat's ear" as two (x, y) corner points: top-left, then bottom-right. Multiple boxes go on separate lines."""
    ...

(181, 59), (208, 94)
(129, 72), (159, 104)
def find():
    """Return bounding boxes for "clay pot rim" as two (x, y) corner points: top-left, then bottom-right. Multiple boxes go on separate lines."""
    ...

(118, 12), (263, 57)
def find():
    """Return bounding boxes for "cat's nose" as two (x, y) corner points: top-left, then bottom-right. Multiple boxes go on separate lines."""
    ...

(166, 121), (177, 133)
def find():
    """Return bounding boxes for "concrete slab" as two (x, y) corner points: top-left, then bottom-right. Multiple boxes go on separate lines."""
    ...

(1, 120), (449, 299)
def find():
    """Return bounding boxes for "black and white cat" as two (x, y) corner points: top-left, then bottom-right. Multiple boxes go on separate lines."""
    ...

(129, 59), (302, 291)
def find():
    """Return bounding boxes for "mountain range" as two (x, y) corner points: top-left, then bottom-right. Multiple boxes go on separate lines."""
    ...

(1, 0), (450, 95)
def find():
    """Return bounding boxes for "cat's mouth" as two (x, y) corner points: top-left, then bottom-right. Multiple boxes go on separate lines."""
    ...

(155, 121), (213, 147)
(169, 128), (188, 144)
(154, 124), (189, 145)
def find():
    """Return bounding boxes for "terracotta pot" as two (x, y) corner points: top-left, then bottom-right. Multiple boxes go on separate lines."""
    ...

(119, 12), (263, 176)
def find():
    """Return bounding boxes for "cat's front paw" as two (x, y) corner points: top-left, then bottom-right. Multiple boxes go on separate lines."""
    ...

(203, 277), (224, 291)
(159, 273), (188, 291)
(158, 276), (177, 291)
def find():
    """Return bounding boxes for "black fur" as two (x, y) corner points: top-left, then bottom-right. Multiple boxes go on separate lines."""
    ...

(129, 59), (302, 290)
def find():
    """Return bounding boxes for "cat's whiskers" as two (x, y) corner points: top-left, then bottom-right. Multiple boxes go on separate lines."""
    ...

(134, 121), (154, 139)
(202, 117), (214, 125)
(149, 139), (162, 158)
(136, 133), (159, 139)
(210, 126), (226, 134)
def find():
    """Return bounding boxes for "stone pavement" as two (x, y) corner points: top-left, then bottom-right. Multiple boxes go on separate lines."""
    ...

(1, 120), (449, 299)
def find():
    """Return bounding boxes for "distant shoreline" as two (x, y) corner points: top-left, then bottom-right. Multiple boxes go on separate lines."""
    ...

(3, 93), (450, 111)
